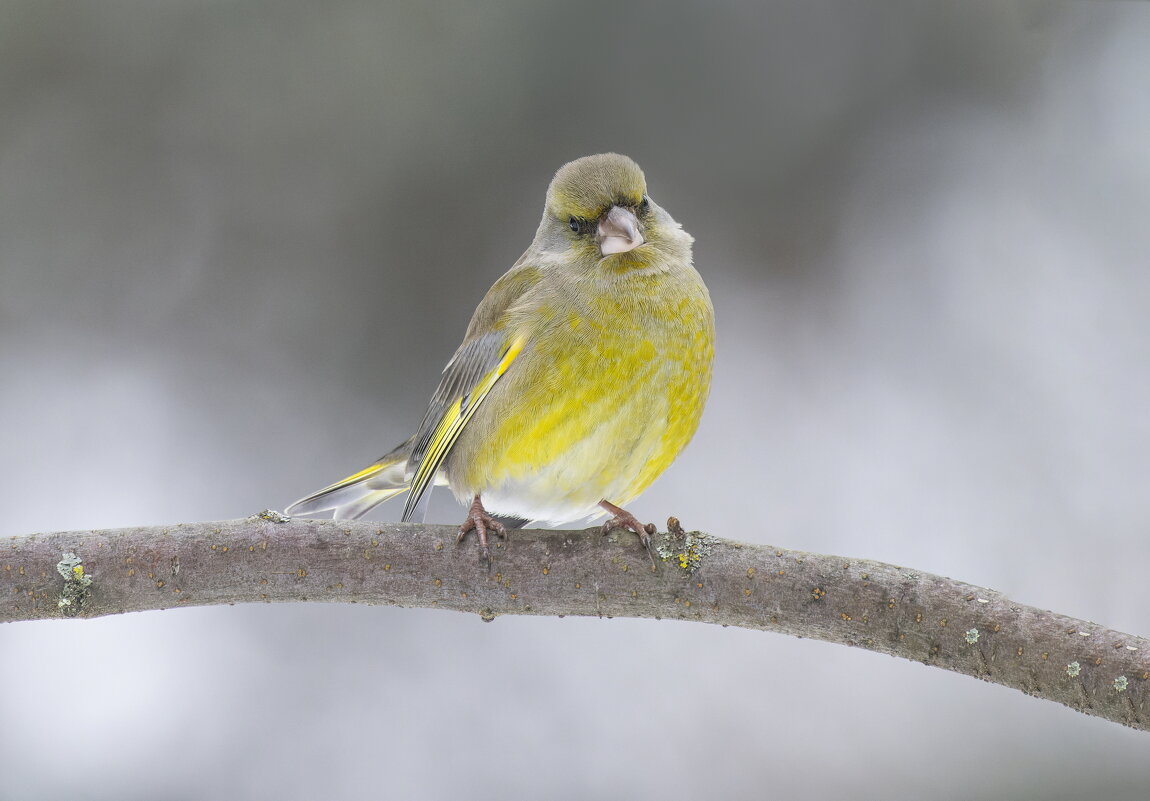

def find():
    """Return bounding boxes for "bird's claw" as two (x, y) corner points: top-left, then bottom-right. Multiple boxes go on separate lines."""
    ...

(599, 500), (658, 569)
(457, 495), (508, 562)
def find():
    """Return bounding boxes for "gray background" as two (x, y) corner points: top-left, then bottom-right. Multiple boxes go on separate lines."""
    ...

(3, 2), (1149, 799)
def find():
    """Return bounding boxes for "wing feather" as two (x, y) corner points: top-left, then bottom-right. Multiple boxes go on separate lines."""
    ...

(401, 332), (526, 522)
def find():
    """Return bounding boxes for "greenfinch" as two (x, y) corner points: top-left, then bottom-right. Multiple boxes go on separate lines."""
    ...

(287, 153), (714, 556)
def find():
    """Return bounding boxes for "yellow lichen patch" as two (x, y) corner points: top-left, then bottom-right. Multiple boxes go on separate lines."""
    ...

(746, 568), (756, 579)
(939, 619), (948, 627)
(812, 587), (826, 600)
(297, 568), (307, 579)
(542, 567), (550, 575)
(434, 579), (443, 587)
(841, 613), (852, 621)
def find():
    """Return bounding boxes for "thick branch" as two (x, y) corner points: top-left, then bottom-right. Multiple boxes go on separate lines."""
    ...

(4, 515), (1148, 730)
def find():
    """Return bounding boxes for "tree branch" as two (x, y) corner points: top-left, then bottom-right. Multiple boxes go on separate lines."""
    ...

(4, 515), (1148, 730)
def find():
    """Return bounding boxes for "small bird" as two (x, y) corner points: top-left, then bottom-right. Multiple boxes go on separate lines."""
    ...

(287, 153), (714, 558)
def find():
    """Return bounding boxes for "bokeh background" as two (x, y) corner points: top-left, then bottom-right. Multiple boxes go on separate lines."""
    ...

(3, 2), (1149, 799)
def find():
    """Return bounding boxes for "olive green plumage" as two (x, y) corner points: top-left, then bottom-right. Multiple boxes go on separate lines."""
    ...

(287, 153), (714, 537)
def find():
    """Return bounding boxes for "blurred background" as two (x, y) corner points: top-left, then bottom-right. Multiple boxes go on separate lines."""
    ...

(2, 1), (1149, 798)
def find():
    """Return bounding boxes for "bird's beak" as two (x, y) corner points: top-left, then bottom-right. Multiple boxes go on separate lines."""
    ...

(597, 205), (645, 255)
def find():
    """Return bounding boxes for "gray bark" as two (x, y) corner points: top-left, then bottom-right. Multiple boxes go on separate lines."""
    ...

(4, 514), (1147, 731)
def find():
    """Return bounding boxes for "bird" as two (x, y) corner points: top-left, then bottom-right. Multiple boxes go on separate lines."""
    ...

(286, 153), (714, 559)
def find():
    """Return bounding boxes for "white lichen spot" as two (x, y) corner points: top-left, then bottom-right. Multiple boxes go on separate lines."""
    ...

(1078, 631), (1091, 637)
(1126, 646), (1139, 652)
(1066, 661), (1082, 678)
(654, 527), (715, 574)
(56, 552), (86, 581)
(976, 598), (989, 604)
(1113, 675), (1129, 692)
(256, 509), (291, 523)
(964, 628), (980, 644)
(56, 552), (94, 615)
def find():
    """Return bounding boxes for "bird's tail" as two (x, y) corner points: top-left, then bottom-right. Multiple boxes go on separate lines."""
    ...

(285, 437), (416, 521)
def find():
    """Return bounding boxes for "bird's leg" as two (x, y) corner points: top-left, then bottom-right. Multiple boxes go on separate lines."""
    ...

(599, 499), (657, 568)
(457, 495), (508, 560)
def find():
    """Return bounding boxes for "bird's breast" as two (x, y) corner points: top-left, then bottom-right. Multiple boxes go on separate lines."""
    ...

(446, 268), (714, 523)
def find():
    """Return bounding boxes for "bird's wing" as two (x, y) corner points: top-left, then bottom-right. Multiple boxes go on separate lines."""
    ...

(401, 260), (543, 523)
(401, 330), (527, 523)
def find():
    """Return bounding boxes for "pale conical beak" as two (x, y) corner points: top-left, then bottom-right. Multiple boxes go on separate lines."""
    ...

(597, 205), (644, 255)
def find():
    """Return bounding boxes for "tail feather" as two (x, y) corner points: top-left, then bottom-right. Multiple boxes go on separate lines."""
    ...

(333, 487), (409, 520)
(286, 438), (414, 520)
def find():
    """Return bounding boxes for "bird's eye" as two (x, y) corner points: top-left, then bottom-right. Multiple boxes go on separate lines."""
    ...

(638, 196), (650, 213)
(568, 216), (581, 233)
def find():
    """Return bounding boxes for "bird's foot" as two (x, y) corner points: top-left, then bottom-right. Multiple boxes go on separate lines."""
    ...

(599, 499), (657, 568)
(457, 495), (508, 561)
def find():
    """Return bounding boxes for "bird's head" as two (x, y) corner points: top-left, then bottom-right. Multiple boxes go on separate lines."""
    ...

(543, 153), (652, 260)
